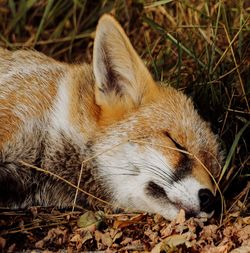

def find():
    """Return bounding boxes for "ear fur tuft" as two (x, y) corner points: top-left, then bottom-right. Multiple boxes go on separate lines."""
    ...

(93, 14), (157, 120)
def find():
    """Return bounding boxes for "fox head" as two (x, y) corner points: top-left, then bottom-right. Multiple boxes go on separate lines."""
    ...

(92, 15), (222, 220)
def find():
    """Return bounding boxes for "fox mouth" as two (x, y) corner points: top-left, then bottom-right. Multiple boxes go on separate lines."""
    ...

(145, 181), (201, 217)
(145, 180), (216, 219)
(169, 200), (200, 218)
(170, 192), (216, 219)
(164, 200), (214, 219)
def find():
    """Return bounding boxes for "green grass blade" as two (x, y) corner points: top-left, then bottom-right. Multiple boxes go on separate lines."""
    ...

(50, 11), (72, 39)
(8, 0), (16, 16)
(176, 39), (183, 89)
(144, 34), (159, 81)
(238, 0), (244, 59)
(143, 16), (206, 69)
(34, 0), (54, 44)
(166, 32), (206, 68)
(0, 34), (13, 47)
(208, 0), (221, 75)
(219, 121), (250, 182)
(145, 0), (174, 8)
(6, 0), (37, 33)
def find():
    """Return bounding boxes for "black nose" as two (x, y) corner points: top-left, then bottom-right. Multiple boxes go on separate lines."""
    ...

(198, 188), (215, 213)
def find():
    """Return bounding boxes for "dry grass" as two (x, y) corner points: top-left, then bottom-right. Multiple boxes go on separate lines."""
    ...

(0, 0), (249, 251)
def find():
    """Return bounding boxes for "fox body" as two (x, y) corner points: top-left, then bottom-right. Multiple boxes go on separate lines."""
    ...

(0, 15), (222, 220)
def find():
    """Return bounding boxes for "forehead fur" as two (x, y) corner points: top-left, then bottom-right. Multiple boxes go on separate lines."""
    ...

(120, 84), (222, 178)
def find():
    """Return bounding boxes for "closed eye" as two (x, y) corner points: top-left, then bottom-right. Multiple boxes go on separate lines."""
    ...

(163, 131), (185, 151)
(163, 131), (192, 181)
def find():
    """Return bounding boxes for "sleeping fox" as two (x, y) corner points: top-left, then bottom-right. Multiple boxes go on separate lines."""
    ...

(0, 14), (222, 220)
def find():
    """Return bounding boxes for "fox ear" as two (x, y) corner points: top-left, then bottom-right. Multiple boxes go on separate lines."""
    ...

(93, 14), (157, 117)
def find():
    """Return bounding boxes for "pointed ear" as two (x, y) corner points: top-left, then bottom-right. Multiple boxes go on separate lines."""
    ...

(93, 14), (157, 116)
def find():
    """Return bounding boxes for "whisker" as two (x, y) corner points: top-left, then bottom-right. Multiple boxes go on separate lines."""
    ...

(132, 161), (169, 182)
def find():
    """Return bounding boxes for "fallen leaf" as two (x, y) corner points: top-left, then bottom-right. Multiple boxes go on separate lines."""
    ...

(237, 225), (250, 243)
(77, 211), (104, 231)
(144, 227), (159, 244)
(121, 237), (133, 245)
(200, 244), (230, 253)
(200, 224), (218, 241)
(160, 223), (174, 238)
(113, 213), (145, 229)
(7, 243), (16, 253)
(113, 231), (123, 242)
(176, 209), (186, 224)
(230, 246), (250, 253)
(151, 233), (188, 253)
(130, 213), (146, 222)
(35, 227), (68, 249)
(71, 231), (92, 250)
(70, 234), (81, 243)
(0, 237), (6, 249)
(94, 230), (113, 247)
(242, 216), (250, 225)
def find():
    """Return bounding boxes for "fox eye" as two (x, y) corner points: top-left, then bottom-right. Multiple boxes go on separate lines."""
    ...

(163, 131), (185, 150)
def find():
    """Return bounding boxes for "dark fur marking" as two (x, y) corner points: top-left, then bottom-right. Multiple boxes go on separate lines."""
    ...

(145, 181), (168, 199)
(0, 131), (45, 208)
(145, 182), (198, 216)
(101, 43), (122, 95)
(174, 154), (193, 181)
(0, 131), (109, 209)
(199, 150), (220, 178)
(163, 131), (193, 182)
(40, 134), (109, 208)
(0, 163), (27, 206)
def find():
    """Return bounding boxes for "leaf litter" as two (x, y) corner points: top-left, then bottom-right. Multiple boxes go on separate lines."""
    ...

(0, 204), (249, 252)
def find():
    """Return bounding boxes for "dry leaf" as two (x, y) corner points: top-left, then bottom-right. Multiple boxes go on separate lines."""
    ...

(7, 243), (16, 253)
(0, 237), (6, 249)
(237, 225), (250, 243)
(144, 227), (159, 244)
(77, 211), (104, 231)
(70, 234), (81, 243)
(160, 222), (175, 238)
(230, 246), (250, 253)
(113, 231), (123, 242)
(70, 230), (93, 249)
(81, 231), (93, 249)
(200, 224), (218, 241)
(151, 233), (188, 253)
(35, 227), (68, 249)
(113, 213), (145, 229)
(121, 237), (133, 245)
(201, 244), (230, 253)
(176, 209), (186, 224)
(94, 230), (113, 247)
(242, 216), (250, 225)
(130, 213), (146, 221)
